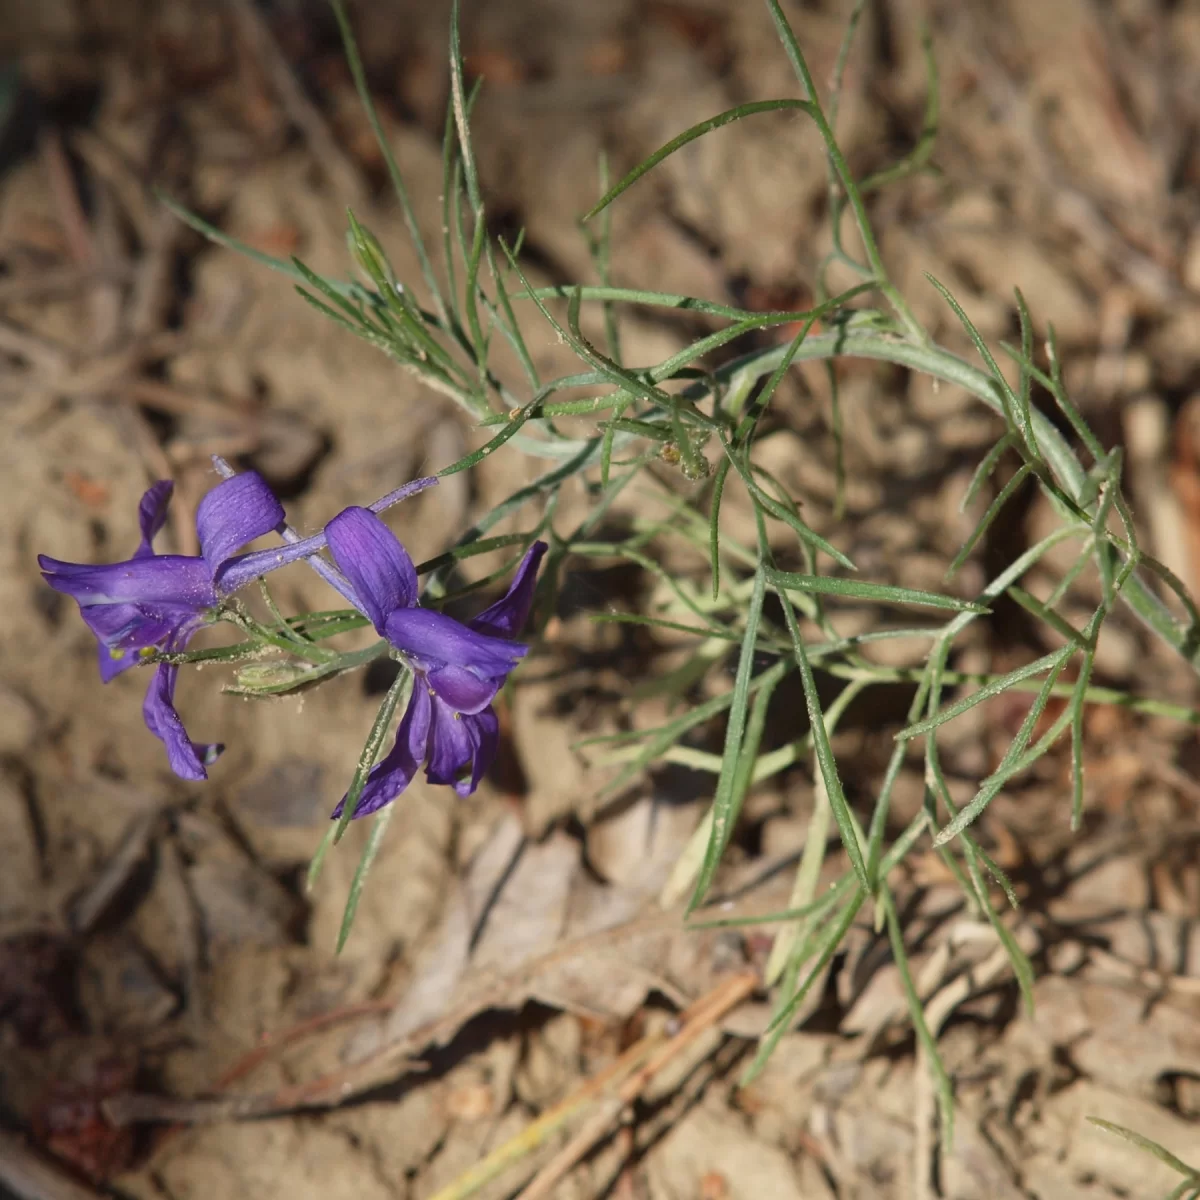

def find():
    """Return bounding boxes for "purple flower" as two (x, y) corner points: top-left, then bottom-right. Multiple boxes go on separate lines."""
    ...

(324, 507), (547, 817)
(39, 473), (287, 780)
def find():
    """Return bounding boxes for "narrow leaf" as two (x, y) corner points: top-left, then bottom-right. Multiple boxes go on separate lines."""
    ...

(336, 803), (397, 952)
(687, 567), (769, 910)
(768, 569), (984, 613)
(777, 576), (871, 893)
(333, 669), (411, 844)
(584, 100), (810, 221)
(900, 647), (1072, 741)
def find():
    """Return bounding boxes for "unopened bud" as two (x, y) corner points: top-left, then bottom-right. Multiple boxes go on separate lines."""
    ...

(231, 660), (322, 696)
(347, 210), (395, 293)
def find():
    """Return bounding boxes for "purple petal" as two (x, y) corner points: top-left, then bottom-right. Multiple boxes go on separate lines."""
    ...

(424, 697), (475, 788)
(79, 601), (181, 651)
(465, 707), (499, 795)
(211, 455), (437, 520)
(206, 459), (436, 607)
(384, 607), (527, 681)
(39, 554), (217, 610)
(425, 700), (498, 797)
(425, 664), (499, 715)
(325, 507), (418, 632)
(196, 471), (285, 585)
(469, 542), (548, 640)
(142, 663), (222, 781)
(98, 643), (142, 682)
(135, 481), (174, 558)
(332, 685), (431, 819)
(78, 602), (184, 681)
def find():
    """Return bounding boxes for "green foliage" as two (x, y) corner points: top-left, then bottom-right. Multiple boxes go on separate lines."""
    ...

(161, 0), (1200, 1152)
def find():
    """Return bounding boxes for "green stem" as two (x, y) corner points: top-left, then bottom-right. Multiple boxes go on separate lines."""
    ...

(221, 607), (338, 665)
(698, 330), (1195, 669)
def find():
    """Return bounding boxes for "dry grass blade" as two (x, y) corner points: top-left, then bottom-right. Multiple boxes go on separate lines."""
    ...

(226, 0), (365, 204)
(427, 971), (760, 1200)
(913, 923), (1042, 1200)
(67, 807), (162, 935)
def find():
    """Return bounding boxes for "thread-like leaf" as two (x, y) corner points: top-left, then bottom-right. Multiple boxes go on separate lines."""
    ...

(776, 578), (870, 894)
(768, 569), (984, 613)
(584, 100), (810, 221)
(336, 802), (397, 952)
(900, 647), (1072, 742)
(948, 461), (1036, 578)
(1086, 1118), (1199, 1180)
(330, 0), (447, 327)
(333, 669), (411, 844)
(687, 567), (768, 911)
(882, 886), (955, 1148)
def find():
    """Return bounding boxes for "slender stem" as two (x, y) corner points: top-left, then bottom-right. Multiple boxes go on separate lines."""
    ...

(762, 0), (925, 341)
(222, 606), (336, 664)
(687, 331), (1194, 668)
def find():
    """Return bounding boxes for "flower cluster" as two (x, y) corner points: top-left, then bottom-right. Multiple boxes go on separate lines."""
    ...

(40, 465), (546, 816)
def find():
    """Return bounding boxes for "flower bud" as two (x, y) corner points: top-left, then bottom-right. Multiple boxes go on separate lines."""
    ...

(230, 660), (324, 696)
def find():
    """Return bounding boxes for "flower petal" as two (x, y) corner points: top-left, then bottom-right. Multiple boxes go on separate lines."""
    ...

(142, 663), (222, 781)
(384, 607), (526, 680)
(469, 541), (547, 640)
(196, 471), (284, 584)
(98, 642), (142, 682)
(39, 554), (217, 609)
(466, 707), (499, 795)
(204, 471), (438, 603)
(425, 701), (498, 797)
(79, 601), (180, 651)
(78, 602), (183, 681)
(332, 685), (431, 819)
(424, 697), (474, 788)
(425, 664), (499, 715)
(135, 481), (174, 558)
(325, 507), (417, 632)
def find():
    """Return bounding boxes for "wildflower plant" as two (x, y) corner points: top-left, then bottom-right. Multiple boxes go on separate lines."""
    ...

(41, 0), (1200, 1149)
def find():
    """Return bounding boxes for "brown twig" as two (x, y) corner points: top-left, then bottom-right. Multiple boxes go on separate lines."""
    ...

(126, 378), (252, 423)
(913, 923), (1041, 1200)
(511, 972), (760, 1200)
(104, 895), (794, 1128)
(39, 130), (95, 269)
(0, 264), (133, 304)
(0, 317), (72, 374)
(226, 0), (366, 205)
(67, 807), (163, 935)
(112, 913), (678, 1125)
(211, 999), (399, 1093)
(427, 1034), (666, 1200)
(71, 129), (156, 244)
(157, 837), (201, 1023)
(36, 125), (200, 552)
(0, 332), (192, 402)
(104, 998), (397, 1132)
(126, 205), (182, 340)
